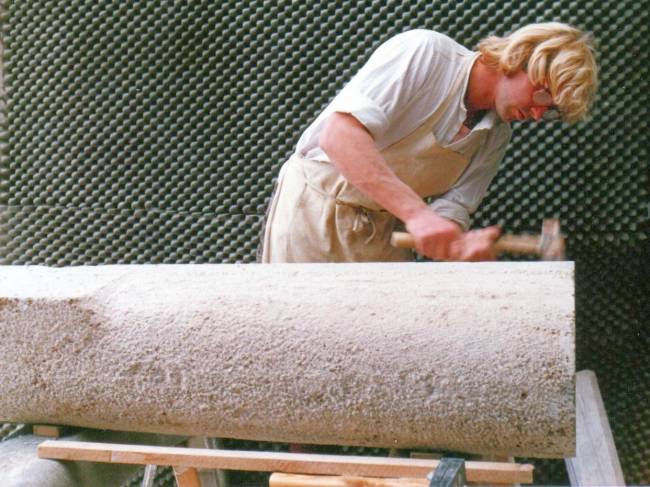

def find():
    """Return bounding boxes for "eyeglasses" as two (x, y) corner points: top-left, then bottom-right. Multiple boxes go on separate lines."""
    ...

(532, 89), (562, 121)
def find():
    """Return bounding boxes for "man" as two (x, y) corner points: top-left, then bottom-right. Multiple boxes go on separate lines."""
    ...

(260, 22), (597, 263)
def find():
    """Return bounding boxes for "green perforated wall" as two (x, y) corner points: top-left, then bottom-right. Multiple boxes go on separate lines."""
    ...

(1, 1), (648, 485)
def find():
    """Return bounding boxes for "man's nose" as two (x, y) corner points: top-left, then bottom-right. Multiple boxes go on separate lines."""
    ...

(530, 106), (547, 121)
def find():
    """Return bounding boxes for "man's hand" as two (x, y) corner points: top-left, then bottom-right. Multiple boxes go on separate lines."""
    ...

(405, 208), (501, 261)
(454, 225), (501, 261)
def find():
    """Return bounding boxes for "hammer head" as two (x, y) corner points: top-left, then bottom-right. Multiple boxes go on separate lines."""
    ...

(539, 218), (566, 260)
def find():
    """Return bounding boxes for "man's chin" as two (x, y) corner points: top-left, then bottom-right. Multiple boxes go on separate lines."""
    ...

(496, 109), (511, 123)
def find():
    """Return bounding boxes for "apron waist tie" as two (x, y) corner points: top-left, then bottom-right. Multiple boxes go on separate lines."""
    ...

(352, 206), (378, 244)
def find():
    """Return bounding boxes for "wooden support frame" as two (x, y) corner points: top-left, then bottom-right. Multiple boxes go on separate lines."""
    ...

(32, 424), (72, 438)
(38, 441), (534, 485)
(269, 473), (429, 486)
(173, 466), (202, 487)
(565, 370), (626, 486)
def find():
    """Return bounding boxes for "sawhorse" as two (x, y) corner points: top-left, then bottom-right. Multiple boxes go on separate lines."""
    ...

(37, 441), (533, 486)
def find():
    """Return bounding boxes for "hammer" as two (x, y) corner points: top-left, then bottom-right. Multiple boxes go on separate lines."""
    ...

(390, 218), (566, 260)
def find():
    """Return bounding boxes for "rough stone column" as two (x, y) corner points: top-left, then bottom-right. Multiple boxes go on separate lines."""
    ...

(0, 263), (575, 457)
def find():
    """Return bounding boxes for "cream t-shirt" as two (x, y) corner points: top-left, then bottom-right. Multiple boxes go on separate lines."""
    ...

(295, 29), (512, 230)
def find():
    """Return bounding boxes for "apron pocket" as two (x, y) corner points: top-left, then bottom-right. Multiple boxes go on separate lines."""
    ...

(334, 202), (412, 262)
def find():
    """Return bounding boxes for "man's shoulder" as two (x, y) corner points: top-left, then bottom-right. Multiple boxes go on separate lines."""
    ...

(388, 29), (470, 55)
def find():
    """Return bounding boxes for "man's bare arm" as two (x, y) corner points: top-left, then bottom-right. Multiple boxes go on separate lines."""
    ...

(319, 112), (499, 261)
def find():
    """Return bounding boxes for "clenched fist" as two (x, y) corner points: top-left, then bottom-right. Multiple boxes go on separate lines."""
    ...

(405, 209), (500, 261)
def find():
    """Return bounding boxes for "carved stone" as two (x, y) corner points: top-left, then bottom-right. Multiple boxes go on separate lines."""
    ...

(0, 263), (575, 457)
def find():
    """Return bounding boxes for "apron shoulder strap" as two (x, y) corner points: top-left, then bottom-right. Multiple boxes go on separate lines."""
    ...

(419, 54), (476, 133)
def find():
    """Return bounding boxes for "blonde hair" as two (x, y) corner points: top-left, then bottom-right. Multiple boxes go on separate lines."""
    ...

(478, 22), (598, 123)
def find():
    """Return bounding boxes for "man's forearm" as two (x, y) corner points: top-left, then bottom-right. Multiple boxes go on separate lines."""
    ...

(319, 112), (432, 223)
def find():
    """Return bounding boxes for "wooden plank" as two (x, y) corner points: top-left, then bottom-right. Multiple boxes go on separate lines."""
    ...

(479, 455), (520, 487)
(37, 441), (534, 484)
(32, 425), (68, 437)
(38, 440), (112, 463)
(270, 473), (427, 486)
(409, 452), (442, 460)
(174, 466), (202, 487)
(186, 437), (222, 487)
(565, 370), (625, 486)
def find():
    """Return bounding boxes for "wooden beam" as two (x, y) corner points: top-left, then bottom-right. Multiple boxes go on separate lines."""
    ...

(32, 425), (69, 437)
(270, 473), (427, 486)
(565, 370), (625, 486)
(174, 466), (202, 487)
(186, 437), (224, 487)
(37, 441), (534, 484)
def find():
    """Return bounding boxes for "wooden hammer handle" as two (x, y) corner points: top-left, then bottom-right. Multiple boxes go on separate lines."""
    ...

(390, 231), (417, 248)
(390, 232), (541, 255)
(493, 235), (540, 255)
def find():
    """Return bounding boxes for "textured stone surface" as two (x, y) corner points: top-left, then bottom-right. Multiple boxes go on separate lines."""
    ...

(0, 263), (575, 457)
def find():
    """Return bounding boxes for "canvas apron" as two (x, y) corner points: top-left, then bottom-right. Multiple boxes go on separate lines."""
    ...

(260, 73), (474, 263)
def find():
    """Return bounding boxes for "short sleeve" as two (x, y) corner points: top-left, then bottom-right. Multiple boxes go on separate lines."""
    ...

(329, 30), (442, 140)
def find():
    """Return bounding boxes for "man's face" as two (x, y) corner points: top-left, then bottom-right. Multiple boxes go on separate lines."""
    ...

(494, 69), (554, 122)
